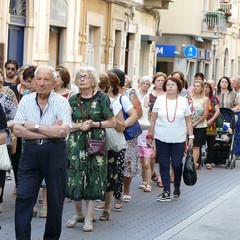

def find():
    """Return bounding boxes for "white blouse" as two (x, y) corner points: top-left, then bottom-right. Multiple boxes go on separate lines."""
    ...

(152, 95), (192, 143)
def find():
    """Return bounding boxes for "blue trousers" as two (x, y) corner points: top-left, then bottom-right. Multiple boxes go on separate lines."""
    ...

(234, 112), (240, 156)
(15, 142), (68, 240)
(155, 139), (185, 193)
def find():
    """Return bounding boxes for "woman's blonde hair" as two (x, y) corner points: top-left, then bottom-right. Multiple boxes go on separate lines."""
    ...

(192, 80), (205, 98)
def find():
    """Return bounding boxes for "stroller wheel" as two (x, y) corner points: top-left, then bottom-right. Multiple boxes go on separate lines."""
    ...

(233, 156), (236, 168)
(231, 161), (234, 169)
(225, 159), (228, 169)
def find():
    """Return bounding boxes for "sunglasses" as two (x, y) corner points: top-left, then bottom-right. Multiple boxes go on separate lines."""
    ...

(6, 67), (16, 71)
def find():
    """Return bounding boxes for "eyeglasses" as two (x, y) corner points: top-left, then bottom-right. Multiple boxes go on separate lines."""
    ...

(77, 75), (89, 80)
(6, 67), (16, 71)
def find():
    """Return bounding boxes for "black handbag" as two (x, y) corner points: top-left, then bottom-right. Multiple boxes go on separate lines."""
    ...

(183, 148), (197, 186)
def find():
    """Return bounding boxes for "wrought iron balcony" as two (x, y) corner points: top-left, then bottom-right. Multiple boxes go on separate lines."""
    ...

(202, 11), (229, 33)
(220, 1), (232, 13)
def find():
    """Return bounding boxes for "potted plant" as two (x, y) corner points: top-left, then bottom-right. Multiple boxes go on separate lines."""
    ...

(224, 12), (232, 21)
(205, 12), (218, 30)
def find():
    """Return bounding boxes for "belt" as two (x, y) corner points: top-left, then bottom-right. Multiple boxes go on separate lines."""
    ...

(24, 138), (65, 146)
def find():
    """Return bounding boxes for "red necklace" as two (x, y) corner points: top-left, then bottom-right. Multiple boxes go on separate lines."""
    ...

(166, 95), (178, 123)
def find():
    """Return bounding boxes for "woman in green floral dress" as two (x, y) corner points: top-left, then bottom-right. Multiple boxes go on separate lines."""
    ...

(66, 66), (115, 232)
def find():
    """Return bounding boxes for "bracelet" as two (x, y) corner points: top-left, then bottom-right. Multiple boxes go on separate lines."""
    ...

(188, 135), (194, 139)
(146, 134), (153, 139)
(99, 121), (102, 128)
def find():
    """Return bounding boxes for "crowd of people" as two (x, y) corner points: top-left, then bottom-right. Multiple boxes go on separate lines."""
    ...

(0, 59), (240, 239)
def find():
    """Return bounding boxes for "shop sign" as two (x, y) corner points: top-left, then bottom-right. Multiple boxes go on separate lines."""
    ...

(156, 45), (176, 57)
(205, 49), (212, 60)
(198, 48), (205, 60)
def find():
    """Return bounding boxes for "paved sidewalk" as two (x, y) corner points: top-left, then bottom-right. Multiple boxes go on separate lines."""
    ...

(1, 163), (240, 240)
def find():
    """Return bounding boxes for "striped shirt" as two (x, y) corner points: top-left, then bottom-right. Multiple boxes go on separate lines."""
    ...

(216, 91), (239, 109)
(14, 91), (72, 128)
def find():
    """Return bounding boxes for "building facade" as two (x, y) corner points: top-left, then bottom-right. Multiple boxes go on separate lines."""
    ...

(158, 0), (240, 85)
(1, 0), (173, 87)
(2, 0), (238, 87)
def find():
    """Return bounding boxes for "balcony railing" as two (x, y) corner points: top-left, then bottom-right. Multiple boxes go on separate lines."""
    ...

(202, 11), (228, 33)
(220, 2), (232, 13)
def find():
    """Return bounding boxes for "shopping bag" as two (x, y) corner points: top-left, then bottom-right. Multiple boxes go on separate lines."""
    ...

(0, 144), (11, 171)
(106, 128), (127, 152)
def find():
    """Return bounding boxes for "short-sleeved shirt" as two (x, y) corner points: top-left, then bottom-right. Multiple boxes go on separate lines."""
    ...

(14, 91), (72, 130)
(152, 95), (192, 143)
(216, 91), (239, 109)
(110, 97), (122, 117)
(117, 95), (133, 113)
(0, 91), (17, 122)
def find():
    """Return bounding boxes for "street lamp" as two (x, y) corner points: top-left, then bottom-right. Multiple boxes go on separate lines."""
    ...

(212, 34), (219, 81)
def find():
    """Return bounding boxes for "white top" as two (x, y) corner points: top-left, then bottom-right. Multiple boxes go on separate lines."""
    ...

(14, 91), (72, 130)
(110, 97), (122, 116)
(117, 95), (133, 113)
(152, 95), (192, 143)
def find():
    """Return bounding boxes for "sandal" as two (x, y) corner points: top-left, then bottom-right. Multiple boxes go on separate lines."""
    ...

(82, 219), (93, 232)
(39, 207), (47, 218)
(122, 195), (131, 202)
(99, 211), (110, 221)
(151, 173), (158, 182)
(157, 181), (163, 188)
(144, 185), (152, 192)
(195, 163), (201, 170)
(206, 164), (212, 170)
(95, 203), (105, 211)
(114, 199), (123, 212)
(67, 214), (85, 228)
(139, 182), (147, 189)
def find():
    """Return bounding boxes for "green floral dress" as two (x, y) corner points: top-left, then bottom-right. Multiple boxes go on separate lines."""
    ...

(66, 91), (114, 201)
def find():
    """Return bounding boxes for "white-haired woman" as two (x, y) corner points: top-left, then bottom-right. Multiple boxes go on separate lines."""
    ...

(66, 66), (116, 232)
(137, 76), (153, 192)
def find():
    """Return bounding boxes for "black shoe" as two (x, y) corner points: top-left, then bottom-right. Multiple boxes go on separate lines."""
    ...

(173, 188), (181, 199)
(157, 191), (171, 202)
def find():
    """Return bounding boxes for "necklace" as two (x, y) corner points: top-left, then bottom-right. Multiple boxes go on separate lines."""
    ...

(166, 95), (178, 123)
(78, 91), (94, 121)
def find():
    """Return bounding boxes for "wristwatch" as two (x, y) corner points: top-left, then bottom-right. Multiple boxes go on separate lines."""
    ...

(34, 124), (40, 132)
(188, 135), (195, 139)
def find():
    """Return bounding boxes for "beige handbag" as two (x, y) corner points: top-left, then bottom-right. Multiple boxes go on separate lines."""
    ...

(0, 144), (11, 170)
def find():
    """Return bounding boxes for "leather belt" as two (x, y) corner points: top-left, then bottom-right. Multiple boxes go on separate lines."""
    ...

(24, 138), (65, 146)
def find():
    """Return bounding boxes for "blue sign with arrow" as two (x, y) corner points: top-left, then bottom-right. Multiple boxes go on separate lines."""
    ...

(184, 45), (197, 59)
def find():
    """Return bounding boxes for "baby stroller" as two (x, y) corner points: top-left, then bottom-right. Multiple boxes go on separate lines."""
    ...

(212, 108), (237, 169)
